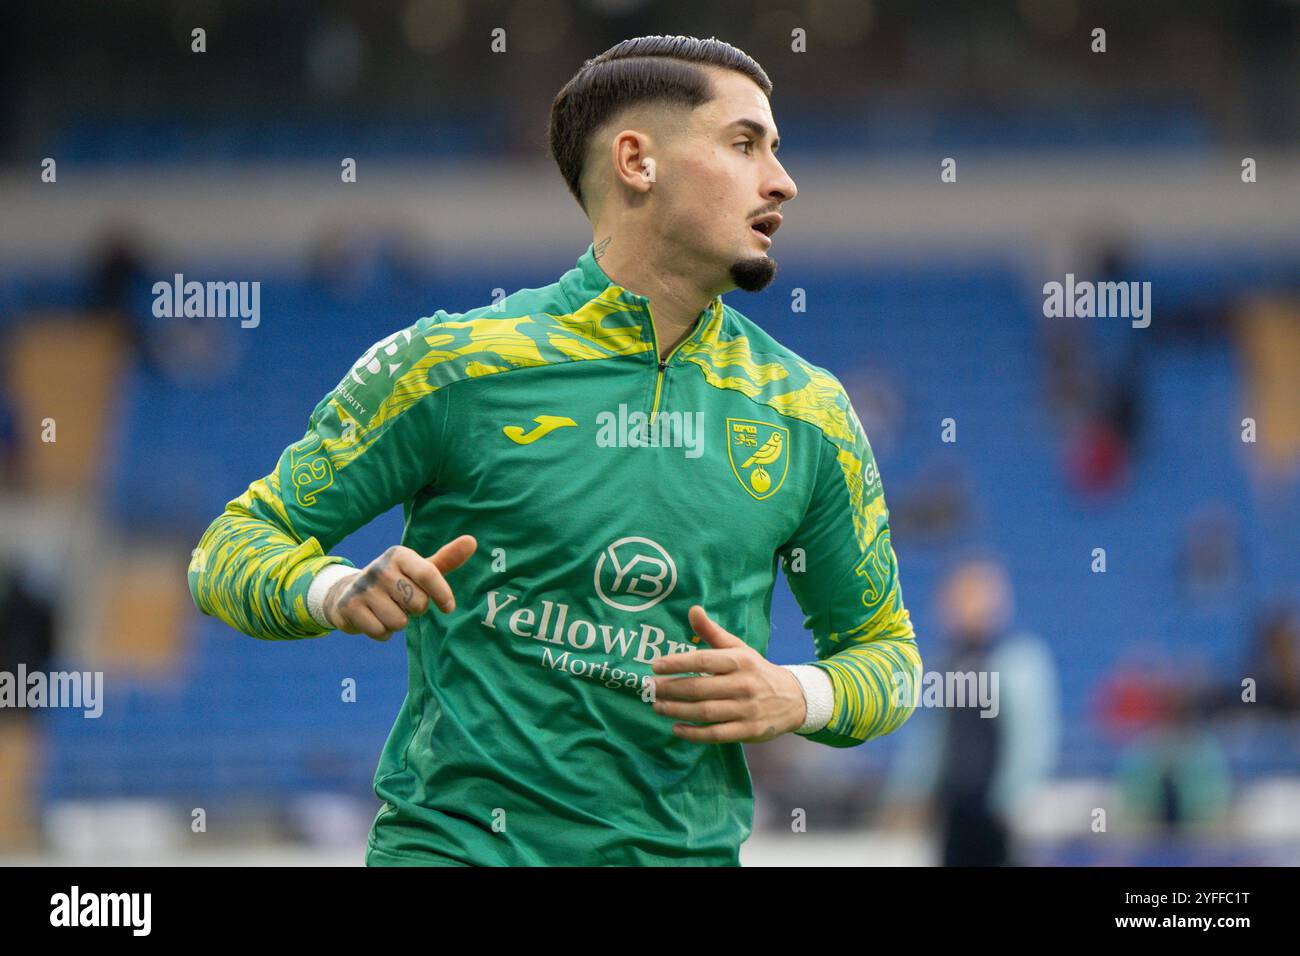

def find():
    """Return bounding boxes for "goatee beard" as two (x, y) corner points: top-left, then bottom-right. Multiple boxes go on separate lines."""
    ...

(729, 255), (777, 292)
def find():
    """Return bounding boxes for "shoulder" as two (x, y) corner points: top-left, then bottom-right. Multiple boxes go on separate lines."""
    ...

(696, 303), (886, 542)
(685, 301), (863, 450)
(326, 275), (649, 424)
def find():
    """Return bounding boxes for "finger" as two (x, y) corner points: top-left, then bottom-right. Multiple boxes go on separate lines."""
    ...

(346, 604), (390, 642)
(651, 649), (741, 676)
(653, 698), (749, 723)
(367, 553), (424, 614)
(365, 593), (409, 634)
(670, 720), (759, 744)
(428, 535), (477, 575)
(651, 673), (749, 702)
(393, 550), (451, 612)
(386, 573), (431, 616)
(322, 572), (362, 629)
(688, 605), (744, 649)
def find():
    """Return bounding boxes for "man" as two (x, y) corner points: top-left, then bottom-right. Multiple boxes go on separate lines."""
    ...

(884, 555), (1058, 866)
(188, 35), (921, 866)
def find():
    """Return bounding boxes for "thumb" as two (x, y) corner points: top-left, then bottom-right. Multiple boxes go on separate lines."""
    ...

(688, 605), (743, 649)
(428, 534), (477, 574)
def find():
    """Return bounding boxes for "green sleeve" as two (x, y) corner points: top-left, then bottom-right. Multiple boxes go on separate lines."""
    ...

(187, 321), (452, 640)
(778, 393), (922, 747)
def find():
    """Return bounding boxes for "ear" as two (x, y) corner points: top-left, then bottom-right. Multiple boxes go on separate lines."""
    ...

(609, 129), (655, 196)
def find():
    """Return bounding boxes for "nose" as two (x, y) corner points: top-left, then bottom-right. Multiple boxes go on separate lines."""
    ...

(764, 158), (797, 204)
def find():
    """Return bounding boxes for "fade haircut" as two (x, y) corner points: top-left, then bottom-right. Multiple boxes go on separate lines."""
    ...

(548, 35), (773, 213)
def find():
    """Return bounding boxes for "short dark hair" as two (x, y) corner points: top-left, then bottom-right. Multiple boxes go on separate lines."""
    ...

(548, 35), (773, 212)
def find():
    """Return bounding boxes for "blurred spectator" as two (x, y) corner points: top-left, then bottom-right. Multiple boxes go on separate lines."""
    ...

(0, 561), (56, 698)
(1048, 237), (1148, 498)
(87, 228), (241, 386)
(0, 561), (54, 851)
(87, 228), (152, 356)
(1203, 603), (1300, 718)
(1243, 605), (1300, 715)
(1104, 351), (1143, 452)
(1063, 351), (1143, 498)
(1064, 416), (1129, 496)
(1095, 646), (1181, 741)
(1115, 682), (1231, 833)
(883, 555), (1059, 866)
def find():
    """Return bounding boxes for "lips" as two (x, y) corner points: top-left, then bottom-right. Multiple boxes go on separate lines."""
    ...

(749, 212), (782, 240)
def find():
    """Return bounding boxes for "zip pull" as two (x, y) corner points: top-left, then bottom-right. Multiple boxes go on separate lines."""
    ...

(657, 360), (667, 372)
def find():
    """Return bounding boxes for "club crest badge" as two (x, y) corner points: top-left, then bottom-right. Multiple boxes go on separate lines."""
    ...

(726, 418), (790, 500)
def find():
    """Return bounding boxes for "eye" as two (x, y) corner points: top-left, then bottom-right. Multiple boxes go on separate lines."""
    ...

(734, 139), (754, 154)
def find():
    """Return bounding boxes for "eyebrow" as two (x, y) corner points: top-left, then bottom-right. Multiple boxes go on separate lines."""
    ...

(729, 118), (780, 152)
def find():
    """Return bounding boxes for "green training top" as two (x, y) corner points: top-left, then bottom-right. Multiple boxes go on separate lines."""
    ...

(188, 243), (922, 866)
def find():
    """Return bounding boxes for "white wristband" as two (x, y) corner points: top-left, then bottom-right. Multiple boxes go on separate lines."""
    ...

(782, 664), (834, 735)
(307, 564), (359, 629)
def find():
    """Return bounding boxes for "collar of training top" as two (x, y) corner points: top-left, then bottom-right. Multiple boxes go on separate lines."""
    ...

(561, 243), (725, 330)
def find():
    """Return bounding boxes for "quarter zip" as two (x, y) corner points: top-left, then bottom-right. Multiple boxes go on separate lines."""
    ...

(646, 300), (713, 424)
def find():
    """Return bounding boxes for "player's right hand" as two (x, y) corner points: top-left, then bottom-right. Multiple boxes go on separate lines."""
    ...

(322, 535), (477, 641)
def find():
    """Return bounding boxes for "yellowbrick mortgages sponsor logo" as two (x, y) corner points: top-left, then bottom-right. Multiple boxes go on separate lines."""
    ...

(481, 591), (700, 661)
(480, 537), (697, 695)
(593, 536), (676, 611)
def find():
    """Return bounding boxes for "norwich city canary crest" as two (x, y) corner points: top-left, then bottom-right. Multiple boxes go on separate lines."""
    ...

(726, 418), (790, 500)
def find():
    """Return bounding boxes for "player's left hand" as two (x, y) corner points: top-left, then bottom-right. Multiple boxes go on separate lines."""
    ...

(648, 605), (806, 744)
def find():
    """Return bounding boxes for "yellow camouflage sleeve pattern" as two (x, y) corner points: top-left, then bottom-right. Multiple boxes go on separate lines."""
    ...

(188, 469), (351, 640)
(188, 289), (658, 641)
